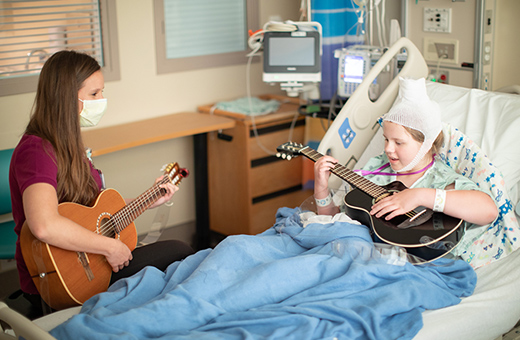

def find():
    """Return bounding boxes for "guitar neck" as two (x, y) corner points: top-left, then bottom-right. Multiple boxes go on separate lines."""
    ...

(299, 147), (386, 199)
(111, 177), (169, 234)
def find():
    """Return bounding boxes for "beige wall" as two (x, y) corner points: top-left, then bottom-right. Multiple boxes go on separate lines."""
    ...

(403, 0), (519, 90)
(492, 0), (520, 90)
(0, 0), (301, 236)
(403, 0), (476, 88)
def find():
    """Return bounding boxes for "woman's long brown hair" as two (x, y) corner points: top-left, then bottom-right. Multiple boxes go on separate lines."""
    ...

(25, 50), (100, 206)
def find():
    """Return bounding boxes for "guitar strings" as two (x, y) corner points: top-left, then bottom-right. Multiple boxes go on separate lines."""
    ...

(304, 149), (416, 219)
(95, 178), (168, 238)
(95, 172), (176, 238)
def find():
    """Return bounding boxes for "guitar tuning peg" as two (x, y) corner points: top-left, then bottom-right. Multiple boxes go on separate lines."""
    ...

(161, 163), (172, 172)
(286, 155), (292, 161)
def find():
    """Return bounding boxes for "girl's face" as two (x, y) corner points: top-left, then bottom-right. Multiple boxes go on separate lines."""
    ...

(77, 70), (104, 114)
(383, 121), (422, 172)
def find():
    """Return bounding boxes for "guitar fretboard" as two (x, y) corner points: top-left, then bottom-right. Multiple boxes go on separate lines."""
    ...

(300, 147), (387, 199)
(111, 177), (169, 234)
(98, 164), (185, 238)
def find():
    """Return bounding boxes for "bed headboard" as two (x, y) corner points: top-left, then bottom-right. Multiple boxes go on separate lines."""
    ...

(317, 37), (429, 189)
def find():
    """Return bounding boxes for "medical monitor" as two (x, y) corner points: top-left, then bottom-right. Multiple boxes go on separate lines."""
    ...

(336, 46), (382, 98)
(343, 55), (366, 84)
(263, 31), (321, 83)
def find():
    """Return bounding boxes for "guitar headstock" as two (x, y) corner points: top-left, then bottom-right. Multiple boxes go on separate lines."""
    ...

(276, 142), (305, 161)
(162, 163), (189, 185)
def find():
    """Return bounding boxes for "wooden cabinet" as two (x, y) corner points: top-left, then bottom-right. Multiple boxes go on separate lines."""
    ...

(198, 96), (313, 236)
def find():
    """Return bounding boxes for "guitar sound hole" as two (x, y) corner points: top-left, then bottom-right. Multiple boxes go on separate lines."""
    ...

(98, 215), (115, 238)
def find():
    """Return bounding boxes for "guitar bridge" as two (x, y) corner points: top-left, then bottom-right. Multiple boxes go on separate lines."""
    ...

(77, 252), (95, 281)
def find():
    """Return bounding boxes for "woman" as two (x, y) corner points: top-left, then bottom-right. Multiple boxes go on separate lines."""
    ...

(313, 77), (498, 258)
(9, 50), (194, 314)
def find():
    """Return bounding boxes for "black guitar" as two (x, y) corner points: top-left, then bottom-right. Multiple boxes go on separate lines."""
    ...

(276, 142), (464, 263)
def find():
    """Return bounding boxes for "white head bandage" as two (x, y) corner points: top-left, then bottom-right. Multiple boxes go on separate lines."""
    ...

(383, 77), (442, 173)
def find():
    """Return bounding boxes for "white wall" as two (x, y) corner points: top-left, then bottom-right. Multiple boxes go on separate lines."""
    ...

(0, 0), (301, 238)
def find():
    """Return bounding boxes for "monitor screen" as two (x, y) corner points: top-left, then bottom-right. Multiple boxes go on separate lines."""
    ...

(343, 55), (365, 84)
(263, 31), (321, 83)
(268, 37), (315, 66)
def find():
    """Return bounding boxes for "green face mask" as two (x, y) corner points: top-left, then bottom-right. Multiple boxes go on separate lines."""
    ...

(78, 98), (107, 127)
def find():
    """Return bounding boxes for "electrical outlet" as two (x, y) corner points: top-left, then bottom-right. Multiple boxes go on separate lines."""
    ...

(483, 41), (492, 65)
(423, 8), (452, 33)
(423, 37), (459, 64)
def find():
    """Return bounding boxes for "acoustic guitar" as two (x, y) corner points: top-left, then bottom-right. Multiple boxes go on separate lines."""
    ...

(20, 163), (188, 310)
(276, 142), (464, 263)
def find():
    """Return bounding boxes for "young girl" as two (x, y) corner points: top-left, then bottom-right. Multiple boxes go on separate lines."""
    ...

(9, 51), (194, 315)
(313, 77), (498, 242)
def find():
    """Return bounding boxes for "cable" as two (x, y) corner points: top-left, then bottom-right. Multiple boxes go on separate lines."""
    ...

(299, 0), (311, 21)
(381, 0), (387, 47)
(263, 21), (298, 32)
(375, 2), (383, 47)
(247, 22), (298, 58)
(435, 54), (447, 80)
(245, 51), (277, 155)
(245, 21), (319, 155)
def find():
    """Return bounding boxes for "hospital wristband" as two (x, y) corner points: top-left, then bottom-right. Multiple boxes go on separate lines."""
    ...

(315, 194), (332, 207)
(433, 189), (446, 212)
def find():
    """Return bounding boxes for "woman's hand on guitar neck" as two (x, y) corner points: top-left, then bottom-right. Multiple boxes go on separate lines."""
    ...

(126, 175), (179, 209)
(150, 175), (178, 209)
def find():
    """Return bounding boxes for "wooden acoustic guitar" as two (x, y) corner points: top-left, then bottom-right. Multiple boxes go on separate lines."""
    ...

(276, 142), (464, 263)
(20, 163), (188, 310)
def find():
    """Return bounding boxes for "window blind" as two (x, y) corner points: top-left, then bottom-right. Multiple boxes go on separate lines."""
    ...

(0, 0), (103, 79)
(163, 0), (247, 60)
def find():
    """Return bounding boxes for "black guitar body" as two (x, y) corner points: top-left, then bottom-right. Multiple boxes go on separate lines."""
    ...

(275, 142), (465, 263)
(343, 181), (464, 262)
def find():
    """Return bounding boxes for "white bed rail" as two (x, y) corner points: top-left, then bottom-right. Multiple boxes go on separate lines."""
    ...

(0, 302), (56, 340)
(317, 37), (429, 189)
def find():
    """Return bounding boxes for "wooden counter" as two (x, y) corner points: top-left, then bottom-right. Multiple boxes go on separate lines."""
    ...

(82, 112), (235, 156)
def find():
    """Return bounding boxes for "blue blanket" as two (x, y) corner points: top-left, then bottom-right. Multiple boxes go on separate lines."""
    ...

(51, 208), (476, 340)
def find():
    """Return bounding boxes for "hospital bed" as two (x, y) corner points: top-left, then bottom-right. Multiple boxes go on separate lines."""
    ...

(1, 37), (520, 340)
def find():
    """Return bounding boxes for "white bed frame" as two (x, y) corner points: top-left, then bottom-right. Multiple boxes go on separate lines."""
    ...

(2, 37), (520, 340)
